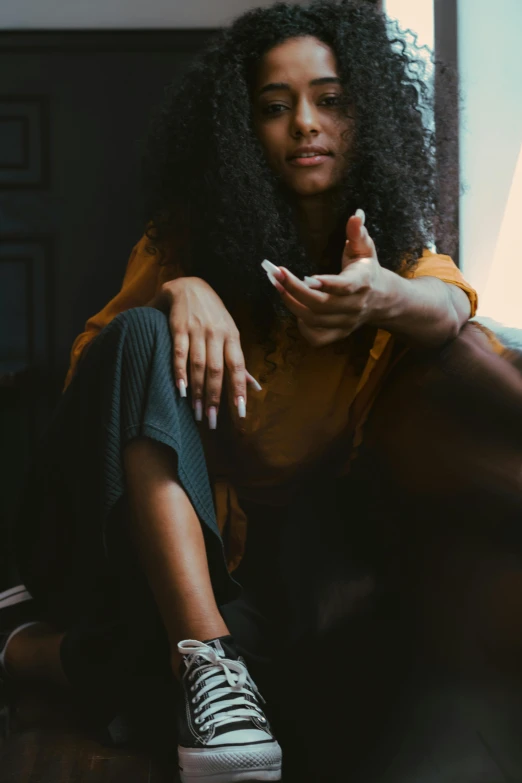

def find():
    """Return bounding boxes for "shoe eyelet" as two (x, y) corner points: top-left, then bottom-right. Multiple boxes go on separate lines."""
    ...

(190, 685), (195, 691)
(191, 697), (196, 704)
(195, 717), (201, 724)
(260, 717), (266, 722)
(199, 724), (207, 732)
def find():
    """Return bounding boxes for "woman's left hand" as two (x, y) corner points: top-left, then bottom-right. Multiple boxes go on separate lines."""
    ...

(272, 211), (388, 348)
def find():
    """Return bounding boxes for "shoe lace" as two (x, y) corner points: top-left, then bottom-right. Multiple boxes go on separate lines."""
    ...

(178, 639), (267, 733)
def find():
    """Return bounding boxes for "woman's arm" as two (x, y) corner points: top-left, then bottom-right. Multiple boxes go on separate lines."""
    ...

(271, 213), (477, 349)
(370, 269), (471, 346)
(64, 236), (259, 425)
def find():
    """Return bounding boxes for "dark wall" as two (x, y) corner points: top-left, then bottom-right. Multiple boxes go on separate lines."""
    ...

(0, 30), (215, 586)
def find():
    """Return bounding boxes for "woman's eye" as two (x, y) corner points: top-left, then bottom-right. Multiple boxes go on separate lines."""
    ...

(260, 95), (342, 116)
(262, 103), (288, 115)
(320, 95), (342, 106)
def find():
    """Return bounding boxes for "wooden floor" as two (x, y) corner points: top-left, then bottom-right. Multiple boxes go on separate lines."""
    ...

(0, 687), (175, 783)
(3, 534), (522, 782)
(359, 667), (522, 783)
(1, 662), (522, 783)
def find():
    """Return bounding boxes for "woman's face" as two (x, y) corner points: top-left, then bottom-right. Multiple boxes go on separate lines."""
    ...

(252, 36), (354, 197)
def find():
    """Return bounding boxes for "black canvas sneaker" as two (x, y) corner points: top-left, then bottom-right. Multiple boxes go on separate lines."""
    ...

(176, 636), (282, 783)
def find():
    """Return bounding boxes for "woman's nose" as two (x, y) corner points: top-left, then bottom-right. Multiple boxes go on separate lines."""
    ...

(291, 98), (321, 137)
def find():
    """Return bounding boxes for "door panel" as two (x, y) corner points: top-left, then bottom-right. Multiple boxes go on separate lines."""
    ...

(0, 30), (214, 586)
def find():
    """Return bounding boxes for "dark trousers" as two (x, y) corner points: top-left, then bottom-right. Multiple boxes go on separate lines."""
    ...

(13, 307), (522, 778)
(12, 309), (402, 768)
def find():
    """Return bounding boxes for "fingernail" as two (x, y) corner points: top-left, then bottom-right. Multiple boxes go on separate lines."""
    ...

(304, 276), (323, 289)
(261, 259), (280, 287)
(262, 259), (281, 276)
(355, 208), (366, 225)
(237, 396), (246, 418)
(194, 399), (203, 421)
(208, 406), (217, 429)
(178, 379), (187, 398)
(247, 374), (262, 392)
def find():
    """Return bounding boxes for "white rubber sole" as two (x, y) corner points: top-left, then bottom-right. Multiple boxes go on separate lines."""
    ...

(0, 586), (32, 611)
(178, 740), (282, 783)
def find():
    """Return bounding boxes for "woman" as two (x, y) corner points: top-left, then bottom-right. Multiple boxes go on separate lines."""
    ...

(2, 2), (520, 781)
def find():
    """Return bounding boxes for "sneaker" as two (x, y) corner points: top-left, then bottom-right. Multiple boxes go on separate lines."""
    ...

(0, 584), (35, 631)
(0, 584), (40, 677)
(176, 636), (282, 783)
(0, 584), (39, 739)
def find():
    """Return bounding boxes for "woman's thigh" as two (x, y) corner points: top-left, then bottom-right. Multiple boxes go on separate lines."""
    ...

(364, 323), (522, 519)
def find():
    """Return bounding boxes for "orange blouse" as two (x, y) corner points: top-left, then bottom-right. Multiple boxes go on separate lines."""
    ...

(64, 235), (483, 573)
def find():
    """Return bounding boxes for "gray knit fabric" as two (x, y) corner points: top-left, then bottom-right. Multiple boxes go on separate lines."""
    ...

(14, 307), (241, 623)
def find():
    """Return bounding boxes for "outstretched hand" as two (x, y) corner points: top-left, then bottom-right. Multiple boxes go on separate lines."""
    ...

(268, 210), (388, 348)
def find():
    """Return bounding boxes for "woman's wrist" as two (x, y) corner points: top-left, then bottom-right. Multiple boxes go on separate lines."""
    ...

(367, 267), (404, 327)
(147, 282), (175, 313)
(368, 270), (461, 345)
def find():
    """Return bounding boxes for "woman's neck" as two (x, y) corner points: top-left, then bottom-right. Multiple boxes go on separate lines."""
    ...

(295, 191), (338, 264)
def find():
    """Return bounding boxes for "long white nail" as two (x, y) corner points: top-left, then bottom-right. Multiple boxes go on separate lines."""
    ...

(304, 276), (323, 289)
(262, 259), (280, 275)
(178, 379), (187, 398)
(208, 406), (217, 429)
(247, 373), (262, 392)
(355, 208), (366, 225)
(194, 399), (203, 421)
(261, 259), (280, 286)
(237, 396), (246, 418)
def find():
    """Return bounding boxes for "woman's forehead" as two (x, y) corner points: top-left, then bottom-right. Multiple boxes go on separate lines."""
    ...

(255, 36), (339, 90)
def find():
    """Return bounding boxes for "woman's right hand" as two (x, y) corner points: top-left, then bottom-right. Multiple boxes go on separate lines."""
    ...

(155, 277), (261, 428)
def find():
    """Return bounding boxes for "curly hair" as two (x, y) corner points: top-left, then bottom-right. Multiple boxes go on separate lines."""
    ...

(140, 0), (457, 347)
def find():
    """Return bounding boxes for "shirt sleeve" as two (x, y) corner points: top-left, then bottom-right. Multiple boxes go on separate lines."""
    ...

(404, 248), (478, 317)
(63, 234), (180, 391)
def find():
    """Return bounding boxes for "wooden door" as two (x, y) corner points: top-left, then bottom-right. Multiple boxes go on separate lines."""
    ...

(0, 30), (214, 586)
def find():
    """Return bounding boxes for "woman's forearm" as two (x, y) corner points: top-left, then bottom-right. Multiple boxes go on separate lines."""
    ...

(371, 271), (472, 346)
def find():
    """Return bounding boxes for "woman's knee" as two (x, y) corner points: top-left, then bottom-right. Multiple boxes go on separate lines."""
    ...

(112, 306), (170, 349)
(90, 307), (172, 374)
(108, 306), (178, 385)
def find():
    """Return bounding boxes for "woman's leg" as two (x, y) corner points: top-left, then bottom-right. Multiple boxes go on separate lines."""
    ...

(6, 439), (232, 684)
(360, 323), (522, 667)
(123, 437), (229, 677)
(363, 322), (522, 510)
(10, 307), (242, 693)
(265, 474), (411, 780)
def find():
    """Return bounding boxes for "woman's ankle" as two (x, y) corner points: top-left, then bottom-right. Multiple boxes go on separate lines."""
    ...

(169, 624), (231, 680)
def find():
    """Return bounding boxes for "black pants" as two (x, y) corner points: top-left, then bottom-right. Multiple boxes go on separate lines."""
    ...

(14, 307), (522, 775)
(14, 308), (406, 769)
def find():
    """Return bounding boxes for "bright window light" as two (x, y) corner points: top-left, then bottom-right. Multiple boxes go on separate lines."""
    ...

(478, 142), (522, 328)
(383, 0), (434, 53)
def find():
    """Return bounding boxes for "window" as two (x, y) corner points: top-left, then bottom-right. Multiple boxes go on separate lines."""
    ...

(459, 0), (522, 327)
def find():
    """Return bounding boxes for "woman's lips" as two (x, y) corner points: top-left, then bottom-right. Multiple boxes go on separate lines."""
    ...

(287, 154), (332, 167)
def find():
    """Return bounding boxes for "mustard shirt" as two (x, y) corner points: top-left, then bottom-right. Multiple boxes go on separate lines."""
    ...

(64, 235), (485, 572)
